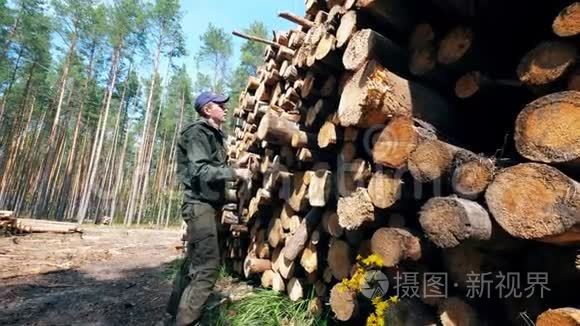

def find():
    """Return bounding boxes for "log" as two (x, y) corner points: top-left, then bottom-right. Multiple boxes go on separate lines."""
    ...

(552, 2), (580, 37)
(485, 163), (580, 243)
(438, 297), (479, 326)
(320, 75), (337, 97)
(256, 110), (300, 145)
(451, 153), (495, 199)
(287, 277), (304, 301)
(340, 142), (356, 163)
(569, 67), (580, 91)
(338, 59), (451, 129)
(337, 187), (374, 230)
(327, 239), (352, 280)
(419, 196), (492, 248)
(317, 120), (339, 148)
(517, 41), (577, 86)
(407, 139), (462, 183)
(313, 32), (338, 65)
(343, 29), (407, 73)
(308, 167), (333, 207)
(268, 217), (284, 247)
(330, 284), (358, 321)
(243, 256), (272, 278)
(355, 0), (415, 35)
(321, 210), (344, 237)
(284, 207), (323, 261)
(278, 11), (315, 29)
(261, 269), (275, 288)
(409, 44), (436, 76)
(0, 210), (14, 217)
(336, 10), (357, 48)
(454, 71), (522, 99)
(291, 130), (317, 148)
(514, 91), (580, 166)
(233, 30), (284, 48)
(367, 169), (402, 209)
(537, 308), (580, 326)
(372, 116), (418, 168)
(306, 98), (332, 128)
(371, 227), (421, 267)
(288, 171), (313, 213)
(300, 242), (318, 273)
(408, 23), (435, 50)
(274, 247), (296, 279)
(272, 271), (286, 292)
(437, 26), (474, 65)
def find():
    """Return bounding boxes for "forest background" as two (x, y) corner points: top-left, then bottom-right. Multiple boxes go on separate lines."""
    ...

(0, 0), (302, 226)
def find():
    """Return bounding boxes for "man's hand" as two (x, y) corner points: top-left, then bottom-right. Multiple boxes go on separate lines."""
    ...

(234, 168), (252, 181)
(235, 153), (252, 168)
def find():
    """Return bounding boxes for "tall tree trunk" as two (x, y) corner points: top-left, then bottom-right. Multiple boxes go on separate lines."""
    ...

(125, 38), (163, 225)
(48, 34), (77, 146)
(164, 90), (186, 227)
(136, 100), (162, 225)
(77, 45), (122, 224)
(0, 46), (24, 134)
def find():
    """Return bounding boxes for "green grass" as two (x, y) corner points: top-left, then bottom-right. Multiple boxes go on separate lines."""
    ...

(161, 257), (185, 281)
(202, 288), (328, 326)
(162, 262), (329, 325)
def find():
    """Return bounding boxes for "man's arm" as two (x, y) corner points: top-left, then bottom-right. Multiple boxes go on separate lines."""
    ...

(184, 128), (236, 184)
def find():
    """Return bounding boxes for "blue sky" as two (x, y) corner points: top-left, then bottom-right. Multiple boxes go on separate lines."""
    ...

(167, 0), (305, 82)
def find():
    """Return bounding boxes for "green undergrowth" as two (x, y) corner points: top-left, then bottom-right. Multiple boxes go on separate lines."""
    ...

(162, 262), (328, 325)
(202, 287), (329, 326)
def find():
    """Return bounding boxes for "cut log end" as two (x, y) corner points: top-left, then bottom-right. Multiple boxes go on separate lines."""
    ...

(408, 139), (456, 182)
(552, 3), (580, 37)
(517, 41), (577, 86)
(336, 10), (357, 48)
(409, 23), (435, 50)
(485, 163), (580, 241)
(372, 116), (418, 168)
(367, 170), (402, 209)
(371, 227), (421, 267)
(419, 196), (492, 248)
(330, 284), (358, 321)
(515, 91), (580, 165)
(327, 239), (352, 280)
(437, 26), (474, 65)
(337, 187), (375, 230)
(438, 297), (479, 326)
(537, 308), (580, 326)
(409, 45), (436, 76)
(451, 156), (495, 199)
(455, 71), (481, 98)
(287, 278), (304, 301)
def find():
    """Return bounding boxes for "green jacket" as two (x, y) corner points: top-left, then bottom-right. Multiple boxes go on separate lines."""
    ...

(176, 118), (235, 206)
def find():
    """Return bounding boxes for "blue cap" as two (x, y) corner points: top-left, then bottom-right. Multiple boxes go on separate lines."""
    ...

(194, 91), (229, 112)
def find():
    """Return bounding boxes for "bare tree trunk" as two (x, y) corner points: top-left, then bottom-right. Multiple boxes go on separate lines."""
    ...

(125, 39), (163, 226)
(48, 34), (77, 146)
(77, 45), (122, 224)
(136, 98), (163, 225)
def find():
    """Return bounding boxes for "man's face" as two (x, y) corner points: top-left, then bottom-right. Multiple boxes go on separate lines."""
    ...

(203, 102), (227, 124)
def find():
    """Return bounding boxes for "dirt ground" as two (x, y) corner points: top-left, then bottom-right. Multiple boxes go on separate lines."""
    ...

(0, 225), (186, 325)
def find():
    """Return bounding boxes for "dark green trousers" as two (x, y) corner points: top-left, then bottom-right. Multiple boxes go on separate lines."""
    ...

(167, 200), (220, 326)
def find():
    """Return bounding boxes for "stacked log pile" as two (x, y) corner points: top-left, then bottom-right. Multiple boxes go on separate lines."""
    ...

(0, 211), (82, 235)
(221, 0), (579, 324)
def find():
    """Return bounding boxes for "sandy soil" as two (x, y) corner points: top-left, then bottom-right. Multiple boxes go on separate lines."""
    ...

(0, 225), (184, 325)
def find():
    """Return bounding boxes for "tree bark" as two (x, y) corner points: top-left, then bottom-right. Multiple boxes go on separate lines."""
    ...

(419, 196), (492, 248)
(338, 59), (451, 129)
(371, 227), (421, 267)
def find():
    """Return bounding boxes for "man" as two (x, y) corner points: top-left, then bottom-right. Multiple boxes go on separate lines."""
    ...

(165, 91), (251, 325)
